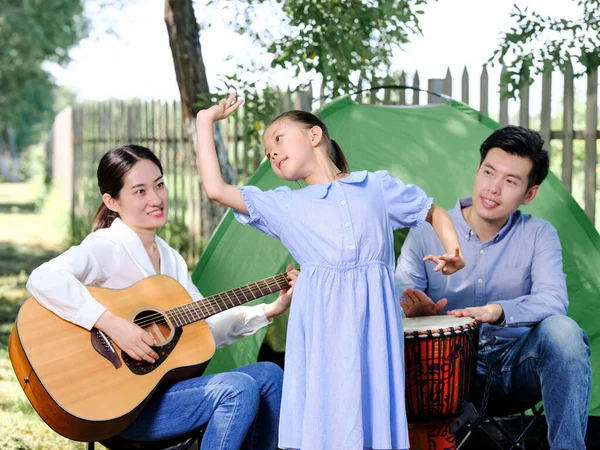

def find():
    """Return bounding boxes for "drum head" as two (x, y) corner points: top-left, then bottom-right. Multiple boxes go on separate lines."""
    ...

(403, 315), (476, 335)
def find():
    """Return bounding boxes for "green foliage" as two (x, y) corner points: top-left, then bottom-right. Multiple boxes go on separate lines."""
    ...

(0, 0), (88, 149)
(16, 144), (47, 182)
(488, 0), (600, 99)
(227, 0), (432, 94)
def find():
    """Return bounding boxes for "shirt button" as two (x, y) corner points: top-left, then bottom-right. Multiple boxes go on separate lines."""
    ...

(334, 182), (341, 187)
(510, 316), (514, 322)
(345, 222), (351, 227)
(341, 200), (346, 205)
(480, 249), (484, 255)
(348, 245), (355, 250)
(478, 278), (483, 284)
(465, 234), (469, 239)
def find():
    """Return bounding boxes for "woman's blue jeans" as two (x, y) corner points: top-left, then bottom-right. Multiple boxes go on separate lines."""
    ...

(119, 361), (283, 450)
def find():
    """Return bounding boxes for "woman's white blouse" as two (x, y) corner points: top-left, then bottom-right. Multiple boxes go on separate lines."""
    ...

(26, 218), (271, 349)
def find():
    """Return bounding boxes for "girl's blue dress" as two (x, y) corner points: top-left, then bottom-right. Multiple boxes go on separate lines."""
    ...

(234, 170), (432, 450)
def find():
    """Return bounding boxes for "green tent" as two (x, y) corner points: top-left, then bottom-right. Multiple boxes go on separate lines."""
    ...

(191, 95), (600, 414)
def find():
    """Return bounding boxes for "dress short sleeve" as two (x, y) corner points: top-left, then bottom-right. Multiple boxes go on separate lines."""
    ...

(233, 185), (291, 239)
(376, 170), (433, 230)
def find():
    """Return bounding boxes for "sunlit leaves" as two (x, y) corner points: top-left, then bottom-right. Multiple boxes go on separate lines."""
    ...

(488, 0), (600, 99)
(229, 0), (433, 93)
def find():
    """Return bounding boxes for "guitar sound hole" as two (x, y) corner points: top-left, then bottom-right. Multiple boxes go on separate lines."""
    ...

(134, 309), (173, 345)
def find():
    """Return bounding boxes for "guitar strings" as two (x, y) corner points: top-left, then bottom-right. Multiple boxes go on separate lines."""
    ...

(133, 276), (288, 328)
(132, 278), (287, 328)
(131, 275), (289, 329)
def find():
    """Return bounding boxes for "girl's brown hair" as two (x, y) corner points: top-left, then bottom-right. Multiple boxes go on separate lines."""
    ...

(269, 110), (349, 174)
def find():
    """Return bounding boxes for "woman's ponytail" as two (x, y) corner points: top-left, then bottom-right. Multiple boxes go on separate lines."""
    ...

(92, 203), (119, 231)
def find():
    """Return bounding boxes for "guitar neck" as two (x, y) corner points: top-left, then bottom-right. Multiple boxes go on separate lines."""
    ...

(166, 272), (289, 327)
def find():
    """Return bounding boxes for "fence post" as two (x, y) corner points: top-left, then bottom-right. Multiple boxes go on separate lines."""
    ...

(480, 67), (488, 116)
(519, 82), (530, 128)
(540, 70), (552, 159)
(461, 66), (469, 105)
(584, 68), (598, 223)
(562, 61), (574, 192)
(52, 106), (75, 232)
(444, 67), (452, 97)
(412, 71), (420, 105)
(398, 72), (406, 105)
(499, 66), (508, 125)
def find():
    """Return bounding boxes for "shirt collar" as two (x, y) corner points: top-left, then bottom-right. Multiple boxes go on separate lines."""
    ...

(110, 218), (162, 276)
(296, 170), (368, 198)
(450, 197), (520, 243)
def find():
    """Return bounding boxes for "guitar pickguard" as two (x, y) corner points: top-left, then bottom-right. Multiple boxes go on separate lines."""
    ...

(122, 327), (183, 375)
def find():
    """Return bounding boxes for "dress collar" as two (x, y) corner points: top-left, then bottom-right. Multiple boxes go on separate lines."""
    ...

(296, 170), (368, 198)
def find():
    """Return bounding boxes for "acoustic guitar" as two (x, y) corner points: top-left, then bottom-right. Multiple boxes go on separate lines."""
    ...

(8, 272), (289, 441)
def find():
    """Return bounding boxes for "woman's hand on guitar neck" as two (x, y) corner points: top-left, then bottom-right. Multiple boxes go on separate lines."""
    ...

(264, 264), (299, 319)
(95, 310), (159, 363)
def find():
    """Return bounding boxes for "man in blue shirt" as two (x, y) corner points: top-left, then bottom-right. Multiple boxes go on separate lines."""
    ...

(395, 126), (591, 449)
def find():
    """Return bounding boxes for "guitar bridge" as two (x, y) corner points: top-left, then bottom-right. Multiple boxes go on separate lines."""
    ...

(91, 328), (122, 369)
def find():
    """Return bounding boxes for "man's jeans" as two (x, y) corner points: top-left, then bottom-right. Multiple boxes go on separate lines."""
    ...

(119, 362), (283, 450)
(477, 315), (591, 450)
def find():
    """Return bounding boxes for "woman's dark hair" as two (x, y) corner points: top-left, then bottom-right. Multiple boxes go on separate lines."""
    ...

(92, 144), (163, 231)
(480, 126), (549, 189)
(269, 110), (349, 174)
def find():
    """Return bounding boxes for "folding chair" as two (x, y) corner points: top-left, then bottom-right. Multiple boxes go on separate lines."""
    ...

(85, 427), (204, 450)
(454, 389), (548, 449)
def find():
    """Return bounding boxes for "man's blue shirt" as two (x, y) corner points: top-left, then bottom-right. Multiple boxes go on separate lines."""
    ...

(395, 197), (568, 347)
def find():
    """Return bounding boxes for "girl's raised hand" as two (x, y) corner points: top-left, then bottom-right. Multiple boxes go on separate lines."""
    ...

(197, 92), (244, 124)
(423, 248), (465, 275)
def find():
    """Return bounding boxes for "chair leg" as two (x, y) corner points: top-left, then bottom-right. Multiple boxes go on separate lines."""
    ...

(86, 443), (95, 450)
(479, 421), (510, 450)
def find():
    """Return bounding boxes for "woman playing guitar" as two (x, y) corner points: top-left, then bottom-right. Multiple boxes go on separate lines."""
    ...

(26, 144), (298, 449)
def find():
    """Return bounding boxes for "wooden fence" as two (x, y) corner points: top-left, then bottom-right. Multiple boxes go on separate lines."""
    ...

(55, 63), (599, 263)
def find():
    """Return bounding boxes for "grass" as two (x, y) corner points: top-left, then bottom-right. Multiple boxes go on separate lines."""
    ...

(0, 178), (108, 450)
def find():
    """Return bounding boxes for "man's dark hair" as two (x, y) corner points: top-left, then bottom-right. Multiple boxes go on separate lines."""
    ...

(480, 125), (549, 189)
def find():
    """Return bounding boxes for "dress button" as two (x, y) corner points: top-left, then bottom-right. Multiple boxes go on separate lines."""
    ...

(341, 200), (346, 205)
(478, 278), (483, 284)
(480, 249), (484, 255)
(334, 182), (340, 187)
(348, 245), (355, 250)
(345, 222), (351, 227)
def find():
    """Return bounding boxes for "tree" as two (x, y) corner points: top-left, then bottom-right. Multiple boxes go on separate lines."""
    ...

(0, 0), (87, 177)
(164, 0), (237, 239)
(488, 0), (600, 98)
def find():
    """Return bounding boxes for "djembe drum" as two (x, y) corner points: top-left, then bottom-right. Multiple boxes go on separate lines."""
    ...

(403, 316), (479, 450)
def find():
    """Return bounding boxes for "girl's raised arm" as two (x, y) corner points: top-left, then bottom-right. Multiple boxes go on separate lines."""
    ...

(196, 93), (248, 213)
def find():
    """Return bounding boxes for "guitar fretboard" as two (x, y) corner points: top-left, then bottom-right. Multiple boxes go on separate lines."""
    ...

(166, 273), (290, 327)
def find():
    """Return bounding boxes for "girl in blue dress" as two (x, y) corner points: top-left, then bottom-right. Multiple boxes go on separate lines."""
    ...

(196, 93), (465, 450)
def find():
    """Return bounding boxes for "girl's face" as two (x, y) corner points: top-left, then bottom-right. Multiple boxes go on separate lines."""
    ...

(263, 119), (316, 181)
(105, 159), (169, 233)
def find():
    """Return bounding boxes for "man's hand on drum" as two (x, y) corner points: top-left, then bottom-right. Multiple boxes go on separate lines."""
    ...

(401, 289), (448, 317)
(447, 303), (505, 323)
